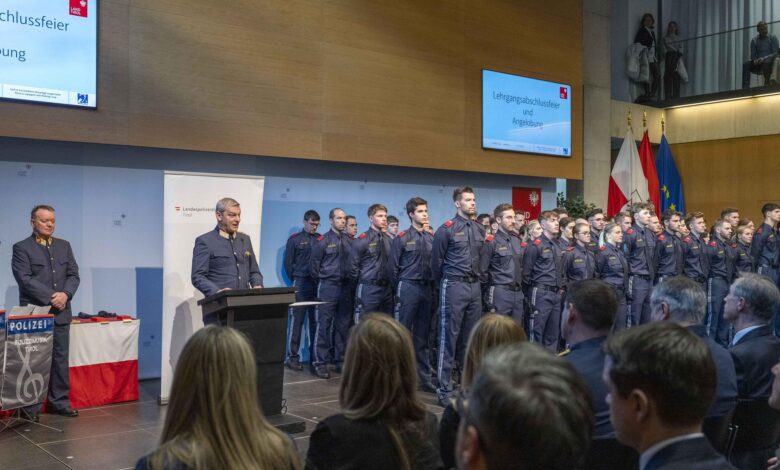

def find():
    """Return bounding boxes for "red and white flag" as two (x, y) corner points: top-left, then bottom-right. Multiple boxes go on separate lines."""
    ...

(608, 130), (649, 216)
(639, 130), (661, 217)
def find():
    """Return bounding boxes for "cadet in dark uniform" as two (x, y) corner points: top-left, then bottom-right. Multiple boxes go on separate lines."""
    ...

(191, 198), (264, 305)
(706, 219), (736, 347)
(623, 203), (656, 326)
(431, 186), (485, 404)
(563, 222), (596, 284)
(596, 222), (629, 330)
(333, 216), (357, 370)
(309, 208), (348, 379)
(481, 203), (526, 327)
(682, 211), (710, 293)
(12, 205), (81, 419)
(348, 204), (393, 319)
(522, 210), (564, 350)
(735, 225), (754, 275)
(751, 203), (780, 336)
(283, 210), (321, 371)
(655, 209), (684, 283)
(560, 279), (617, 437)
(586, 208), (606, 253)
(389, 197), (436, 392)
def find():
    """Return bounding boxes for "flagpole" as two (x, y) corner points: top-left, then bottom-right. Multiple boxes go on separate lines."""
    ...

(661, 114), (665, 135)
(627, 110), (633, 210)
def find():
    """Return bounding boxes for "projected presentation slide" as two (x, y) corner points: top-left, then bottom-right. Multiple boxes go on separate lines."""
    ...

(0, 0), (97, 108)
(482, 70), (571, 157)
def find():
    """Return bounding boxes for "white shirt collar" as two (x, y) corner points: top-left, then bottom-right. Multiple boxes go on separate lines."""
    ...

(639, 433), (704, 470)
(731, 324), (765, 346)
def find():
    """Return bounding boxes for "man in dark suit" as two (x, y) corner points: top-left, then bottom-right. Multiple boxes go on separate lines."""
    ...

(12, 205), (80, 419)
(604, 322), (735, 470)
(724, 272), (780, 399)
(191, 198), (263, 321)
(560, 279), (617, 438)
(649, 276), (737, 418)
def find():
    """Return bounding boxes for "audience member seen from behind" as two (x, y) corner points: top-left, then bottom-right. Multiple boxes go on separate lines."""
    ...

(439, 314), (526, 469)
(560, 279), (617, 438)
(724, 272), (780, 399)
(663, 21), (684, 99)
(136, 326), (300, 470)
(649, 276), (737, 418)
(455, 342), (592, 470)
(305, 314), (442, 470)
(742, 21), (780, 89)
(603, 322), (736, 469)
(767, 359), (780, 470)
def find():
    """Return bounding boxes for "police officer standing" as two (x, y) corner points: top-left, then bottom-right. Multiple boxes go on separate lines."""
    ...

(482, 203), (526, 326)
(622, 203), (656, 326)
(349, 203), (393, 319)
(586, 208), (606, 253)
(191, 198), (264, 309)
(751, 203), (780, 336)
(345, 215), (358, 239)
(522, 210), (564, 350)
(389, 197), (436, 392)
(682, 211), (710, 293)
(309, 208), (348, 379)
(706, 219), (735, 347)
(283, 210), (320, 371)
(596, 222), (629, 330)
(12, 205), (80, 419)
(655, 209), (684, 284)
(333, 215), (357, 370)
(431, 186), (485, 405)
(563, 222), (596, 284)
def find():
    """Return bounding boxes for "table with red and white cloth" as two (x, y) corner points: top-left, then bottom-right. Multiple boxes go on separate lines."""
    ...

(69, 319), (140, 409)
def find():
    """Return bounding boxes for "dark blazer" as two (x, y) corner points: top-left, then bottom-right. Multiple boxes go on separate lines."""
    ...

(191, 226), (263, 297)
(563, 336), (614, 438)
(306, 412), (443, 470)
(729, 324), (780, 399)
(635, 27), (657, 48)
(686, 325), (737, 417)
(12, 234), (80, 325)
(438, 402), (460, 469)
(644, 435), (736, 470)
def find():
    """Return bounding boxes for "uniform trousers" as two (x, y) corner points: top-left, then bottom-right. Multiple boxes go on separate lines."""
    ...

(313, 280), (341, 367)
(354, 282), (393, 322)
(287, 276), (317, 362)
(706, 277), (731, 347)
(437, 278), (482, 399)
(394, 280), (435, 388)
(487, 285), (525, 327)
(529, 285), (562, 351)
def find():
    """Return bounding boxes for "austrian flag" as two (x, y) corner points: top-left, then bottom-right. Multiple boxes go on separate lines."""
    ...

(607, 129), (650, 216)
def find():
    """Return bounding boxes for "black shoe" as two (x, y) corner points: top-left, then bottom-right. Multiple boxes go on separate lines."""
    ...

(51, 406), (79, 417)
(286, 358), (304, 371)
(314, 366), (330, 380)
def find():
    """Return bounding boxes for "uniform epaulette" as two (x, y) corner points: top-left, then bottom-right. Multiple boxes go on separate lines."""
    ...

(533, 239), (541, 246)
(290, 232), (299, 238)
(444, 219), (454, 228)
(521, 241), (528, 248)
(758, 228), (764, 234)
(566, 246), (574, 252)
(398, 230), (406, 238)
(732, 243), (737, 248)
(557, 349), (571, 357)
(626, 228), (634, 235)
(359, 232), (367, 239)
(683, 236), (691, 243)
(317, 235), (325, 241)
(657, 234), (665, 241)
(486, 234), (494, 242)
(710, 241), (717, 247)
(599, 245), (606, 251)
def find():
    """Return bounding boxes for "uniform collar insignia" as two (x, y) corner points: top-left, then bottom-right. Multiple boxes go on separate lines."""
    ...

(34, 234), (52, 246)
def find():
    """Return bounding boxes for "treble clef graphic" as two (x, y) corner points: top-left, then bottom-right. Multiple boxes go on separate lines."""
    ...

(14, 340), (45, 405)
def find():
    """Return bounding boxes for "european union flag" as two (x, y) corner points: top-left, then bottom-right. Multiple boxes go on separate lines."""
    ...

(655, 135), (685, 214)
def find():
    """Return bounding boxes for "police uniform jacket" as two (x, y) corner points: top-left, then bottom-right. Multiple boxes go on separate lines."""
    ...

(522, 234), (563, 288)
(707, 236), (736, 281)
(562, 243), (595, 283)
(12, 234), (80, 324)
(348, 227), (391, 284)
(481, 228), (526, 287)
(751, 223), (778, 271)
(735, 241), (754, 274)
(587, 229), (600, 253)
(596, 243), (629, 291)
(284, 230), (319, 280)
(388, 226), (433, 288)
(623, 224), (656, 278)
(655, 229), (684, 277)
(682, 233), (710, 282)
(310, 229), (348, 282)
(431, 214), (485, 283)
(191, 226), (263, 297)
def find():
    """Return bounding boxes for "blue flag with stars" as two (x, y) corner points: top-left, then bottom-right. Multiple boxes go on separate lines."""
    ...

(655, 135), (685, 214)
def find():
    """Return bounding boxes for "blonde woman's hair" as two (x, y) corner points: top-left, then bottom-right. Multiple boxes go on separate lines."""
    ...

(147, 326), (300, 470)
(525, 220), (541, 242)
(462, 314), (527, 389)
(600, 222), (620, 248)
(340, 314), (428, 470)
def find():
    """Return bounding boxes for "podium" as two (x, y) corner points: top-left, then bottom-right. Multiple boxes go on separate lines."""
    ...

(197, 288), (305, 433)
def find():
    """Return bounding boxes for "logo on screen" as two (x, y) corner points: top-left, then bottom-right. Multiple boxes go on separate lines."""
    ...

(77, 93), (89, 104)
(559, 87), (568, 99)
(70, 0), (88, 17)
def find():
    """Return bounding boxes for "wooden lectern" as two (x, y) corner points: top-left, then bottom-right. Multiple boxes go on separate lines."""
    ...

(197, 287), (305, 433)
